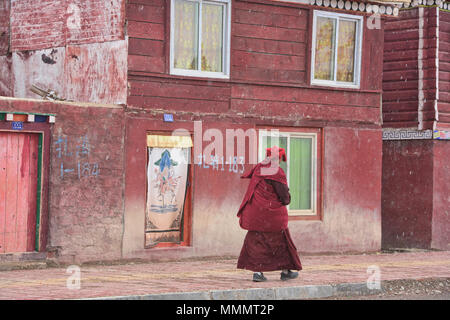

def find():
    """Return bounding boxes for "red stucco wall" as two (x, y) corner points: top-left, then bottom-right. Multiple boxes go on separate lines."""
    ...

(123, 113), (382, 259)
(382, 139), (450, 250)
(432, 140), (450, 250)
(382, 140), (434, 249)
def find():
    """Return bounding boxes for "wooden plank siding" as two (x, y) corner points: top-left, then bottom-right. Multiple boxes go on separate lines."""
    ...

(383, 9), (420, 128)
(382, 7), (440, 129)
(127, 0), (166, 74)
(438, 10), (450, 130)
(421, 7), (439, 130)
(127, 0), (384, 127)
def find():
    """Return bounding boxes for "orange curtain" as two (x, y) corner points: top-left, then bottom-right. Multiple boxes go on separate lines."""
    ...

(173, 0), (199, 70)
(314, 17), (335, 81)
(337, 20), (356, 82)
(201, 3), (224, 72)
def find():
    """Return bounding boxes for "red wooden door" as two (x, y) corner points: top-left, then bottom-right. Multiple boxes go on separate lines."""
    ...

(0, 132), (38, 253)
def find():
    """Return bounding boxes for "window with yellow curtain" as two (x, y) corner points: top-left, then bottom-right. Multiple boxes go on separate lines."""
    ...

(171, 0), (230, 78)
(312, 11), (362, 87)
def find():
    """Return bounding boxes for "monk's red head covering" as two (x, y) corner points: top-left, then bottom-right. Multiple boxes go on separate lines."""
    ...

(266, 146), (287, 162)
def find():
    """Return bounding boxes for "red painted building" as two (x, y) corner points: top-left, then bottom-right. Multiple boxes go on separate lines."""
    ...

(0, 0), (401, 263)
(382, 0), (450, 251)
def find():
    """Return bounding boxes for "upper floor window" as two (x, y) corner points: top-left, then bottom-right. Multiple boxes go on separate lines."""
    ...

(170, 0), (231, 79)
(311, 11), (363, 88)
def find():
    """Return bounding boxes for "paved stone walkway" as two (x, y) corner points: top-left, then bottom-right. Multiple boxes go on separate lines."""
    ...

(0, 251), (448, 300)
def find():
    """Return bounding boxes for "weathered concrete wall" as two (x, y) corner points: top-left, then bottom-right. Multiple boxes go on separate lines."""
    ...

(0, 54), (12, 97)
(0, 97), (125, 263)
(2, 0), (127, 105)
(10, 0), (125, 51)
(0, 0), (9, 55)
(12, 41), (128, 104)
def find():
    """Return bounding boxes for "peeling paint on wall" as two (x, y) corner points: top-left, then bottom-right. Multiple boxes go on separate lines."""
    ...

(11, 40), (128, 104)
(0, 0), (10, 55)
(0, 55), (12, 96)
(64, 40), (128, 104)
(13, 47), (65, 99)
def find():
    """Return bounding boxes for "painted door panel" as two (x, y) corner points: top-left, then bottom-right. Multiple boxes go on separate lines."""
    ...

(0, 132), (38, 253)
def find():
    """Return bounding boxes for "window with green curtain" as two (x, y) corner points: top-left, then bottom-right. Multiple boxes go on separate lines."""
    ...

(261, 134), (314, 213)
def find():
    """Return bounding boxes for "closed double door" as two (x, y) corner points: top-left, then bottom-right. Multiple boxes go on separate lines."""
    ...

(0, 132), (39, 253)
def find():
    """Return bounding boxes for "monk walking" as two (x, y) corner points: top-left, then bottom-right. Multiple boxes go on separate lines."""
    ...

(237, 145), (302, 282)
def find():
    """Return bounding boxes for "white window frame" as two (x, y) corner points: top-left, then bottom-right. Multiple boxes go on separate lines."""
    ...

(170, 0), (231, 79)
(258, 130), (318, 216)
(311, 10), (363, 89)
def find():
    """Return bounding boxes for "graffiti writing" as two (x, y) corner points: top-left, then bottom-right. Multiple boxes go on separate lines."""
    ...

(197, 154), (245, 175)
(55, 135), (99, 179)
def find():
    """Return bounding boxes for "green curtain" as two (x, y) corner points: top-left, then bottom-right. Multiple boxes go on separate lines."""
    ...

(262, 136), (312, 211)
(262, 136), (288, 174)
(314, 17), (336, 81)
(289, 138), (312, 210)
(174, 0), (199, 70)
(337, 20), (356, 82)
(201, 3), (224, 72)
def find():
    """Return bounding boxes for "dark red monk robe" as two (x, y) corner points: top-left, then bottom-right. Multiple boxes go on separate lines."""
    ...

(237, 161), (302, 272)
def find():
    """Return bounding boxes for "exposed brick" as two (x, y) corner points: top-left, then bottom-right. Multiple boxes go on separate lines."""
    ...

(10, 0), (125, 51)
(0, 0), (10, 55)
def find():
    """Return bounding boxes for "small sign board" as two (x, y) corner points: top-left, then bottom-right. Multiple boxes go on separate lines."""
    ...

(12, 121), (23, 130)
(163, 114), (174, 122)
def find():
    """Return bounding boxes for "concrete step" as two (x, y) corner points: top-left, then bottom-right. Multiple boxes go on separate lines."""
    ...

(0, 251), (47, 262)
(0, 252), (48, 271)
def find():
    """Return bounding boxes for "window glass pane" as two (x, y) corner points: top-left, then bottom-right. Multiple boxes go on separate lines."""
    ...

(314, 17), (336, 81)
(174, 0), (199, 70)
(261, 135), (288, 174)
(201, 3), (224, 72)
(337, 19), (356, 82)
(289, 138), (312, 210)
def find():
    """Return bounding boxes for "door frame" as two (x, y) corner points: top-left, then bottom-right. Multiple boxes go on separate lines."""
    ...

(0, 122), (51, 252)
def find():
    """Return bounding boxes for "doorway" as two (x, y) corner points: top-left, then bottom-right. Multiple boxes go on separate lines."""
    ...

(145, 134), (193, 248)
(0, 132), (40, 253)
